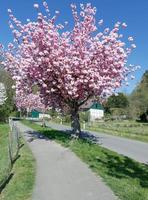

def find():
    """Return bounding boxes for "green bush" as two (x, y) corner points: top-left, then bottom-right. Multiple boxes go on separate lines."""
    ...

(79, 111), (89, 122)
(62, 114), (71, 123)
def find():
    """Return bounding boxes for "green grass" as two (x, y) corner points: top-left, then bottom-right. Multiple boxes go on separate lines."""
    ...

(53, 118), (148, 142)
(22, 120), (148, 200)
(0, 124), (10, 185)
(85, 121), (148, 142)
(0, 123), (35, 200)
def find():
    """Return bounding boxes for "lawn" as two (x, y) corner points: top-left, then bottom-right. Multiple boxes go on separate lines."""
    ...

(22, 120), (148, 200)
(85, 121), (148, 142)
(0, 124), (10, 187)
(0, 123), (35, 200)
(53, 118), (148, 142)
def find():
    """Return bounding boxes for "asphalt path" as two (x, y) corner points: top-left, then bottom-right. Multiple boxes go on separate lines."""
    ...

(46, 122), (148, 164)
(16, 121), (117, 200)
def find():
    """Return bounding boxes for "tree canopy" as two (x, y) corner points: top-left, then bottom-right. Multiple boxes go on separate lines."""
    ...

(3, 2), (138, 134)
(0, 68), (15, 121)
(129, 70), (148, 121)
(105, 93), (129, 109)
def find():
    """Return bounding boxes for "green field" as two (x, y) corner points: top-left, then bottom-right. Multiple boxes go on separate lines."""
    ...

(53, 117), (148, 142)
(0, 124), (10, 187)
(0, 123), (35, 200)
(85, 121), (148, 142)
(22, 120), (148, 200)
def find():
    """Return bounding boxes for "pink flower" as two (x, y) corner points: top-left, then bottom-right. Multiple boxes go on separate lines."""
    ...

(119, 34), (123, 38)
(9, 24), (14, 29)
(122, 22), (127, 28)
(7, 9), (12, 13)
(104, 28), (110, 34)
(98, 19), (103, 26)
(131, 44), (136, 48)
(128, 36), (134, 42)
(55, 10), (60, 14)
(43, 1), (48, 8)
(3, 2), (137, 116)
(64, 21), (68, 25)
(34, 4), (39, 9)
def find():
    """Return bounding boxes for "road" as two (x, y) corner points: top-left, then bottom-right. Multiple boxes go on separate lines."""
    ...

(46, 122), (148, 164)
(16, 121), (117, 200)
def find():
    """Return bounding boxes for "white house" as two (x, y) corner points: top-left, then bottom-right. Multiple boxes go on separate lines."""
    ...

(89, 102), (104, 121)
(80, 100), (104, 122)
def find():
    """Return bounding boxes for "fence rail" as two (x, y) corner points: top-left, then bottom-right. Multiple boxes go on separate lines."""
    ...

(0, 119), (21, 193)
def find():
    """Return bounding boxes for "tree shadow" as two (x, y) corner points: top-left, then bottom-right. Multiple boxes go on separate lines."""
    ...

(26, 125), (99, 144)
(96, 149), (148, 188)
(26, 126), (148, 189)
(41, 129), (71, 142)
(80, 131), (102, 144)
(25, 129), (72, 146)
(0, 173), (14, 194)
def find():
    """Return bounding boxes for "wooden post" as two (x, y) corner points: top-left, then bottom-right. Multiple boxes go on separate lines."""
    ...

(60, 118), (63, 125)
(8, 132), (13, 168)
(83, 121), (86, 130)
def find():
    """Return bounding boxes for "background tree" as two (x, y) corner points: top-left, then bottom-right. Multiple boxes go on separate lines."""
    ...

(104, 93), (129, 111)
(15, 91), (46, 117)
(0, 82), (7, 105)
(0, 68), (15, 121)
(0, 82), (8, 122)
(129, 70), (148, 121)
(104, 92), (129, 119)
(4, 2), (138, 136)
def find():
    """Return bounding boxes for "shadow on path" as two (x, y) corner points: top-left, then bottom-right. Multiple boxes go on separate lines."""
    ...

(26, 128), (101, 145)
(25, 126), (148, 190)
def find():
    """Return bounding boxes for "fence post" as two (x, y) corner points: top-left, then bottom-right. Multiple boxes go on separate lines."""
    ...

(15, 125), (20, 155)
(8, 132), (13, 169)
(83, 121), (86, 130)
(0, 121), (22, 193)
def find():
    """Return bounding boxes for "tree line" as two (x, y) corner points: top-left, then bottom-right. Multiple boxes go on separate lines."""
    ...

(104, 71), (148, 122)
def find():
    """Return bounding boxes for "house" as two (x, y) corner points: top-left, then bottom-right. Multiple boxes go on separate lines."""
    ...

(89, 102), (104, 121)
(31, 110), (40, 118)
(31, 110), (51, 119)
(80, 100), (104, 121)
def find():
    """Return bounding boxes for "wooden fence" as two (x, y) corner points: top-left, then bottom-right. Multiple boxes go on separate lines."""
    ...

(0, 119), (21, 193)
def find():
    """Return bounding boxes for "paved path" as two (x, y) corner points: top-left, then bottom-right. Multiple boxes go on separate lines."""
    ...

(16, 122), (117, 200)
(46, 122), (148, 164)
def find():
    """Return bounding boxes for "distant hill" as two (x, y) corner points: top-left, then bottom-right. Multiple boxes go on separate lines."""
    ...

(129, 70), (148, 120)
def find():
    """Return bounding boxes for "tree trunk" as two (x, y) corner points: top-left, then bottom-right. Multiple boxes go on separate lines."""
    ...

(20, 109), (22, 118)
(71, 107), (81, 137)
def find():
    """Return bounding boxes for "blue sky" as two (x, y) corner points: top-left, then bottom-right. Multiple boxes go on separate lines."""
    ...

(0, 0), (148, 94)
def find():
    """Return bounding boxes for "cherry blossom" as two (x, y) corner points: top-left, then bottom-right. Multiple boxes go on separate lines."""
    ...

(15, 91), (46, 113)
(0, 83), (7, 105)
(122, 22), (127, 28)
(131, 44), (136, 49)
(34, 4), (39, 9)
(128, 36), (134, 42)
(4, 2), (138, 135)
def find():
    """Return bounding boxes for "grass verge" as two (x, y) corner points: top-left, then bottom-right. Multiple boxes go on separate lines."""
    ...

(22, 120), (148, 200)
(85, 121), (148, 142)
(86, 126), (148, 142)
(0, 123), (35, 200)
(0, 124), (10, 185)
(52, 119), (148, 142)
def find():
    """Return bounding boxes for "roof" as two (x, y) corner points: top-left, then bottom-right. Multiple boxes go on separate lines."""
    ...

(80, 99), (104, 111)
(90, 102), (104, 110)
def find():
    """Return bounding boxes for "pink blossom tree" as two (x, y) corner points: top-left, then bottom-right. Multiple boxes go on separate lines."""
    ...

(15, 91), (46, 117)
(4, 2), (139, 136)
